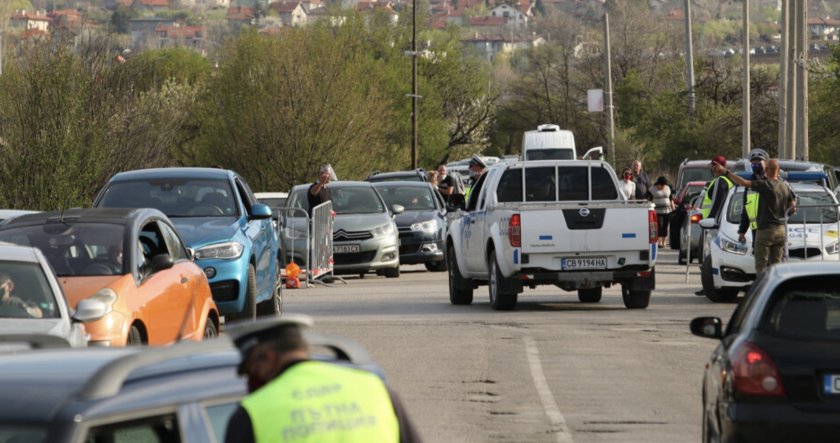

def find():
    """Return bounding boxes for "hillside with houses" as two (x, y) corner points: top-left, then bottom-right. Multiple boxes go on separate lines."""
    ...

(5, 0), (838, 63)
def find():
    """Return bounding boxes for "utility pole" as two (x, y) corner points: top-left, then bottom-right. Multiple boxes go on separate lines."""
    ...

(795, 0), (808, 161)
(778, 0), (787, 158)
(742, 0), (750, 158)
(410, 0), (418, 169)
(683, 0), (696, 119)
(604, 12), (615, 167)
(784, 0), (797, 160)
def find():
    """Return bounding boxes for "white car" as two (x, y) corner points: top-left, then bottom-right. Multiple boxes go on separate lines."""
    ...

(0, 243), (107, 348)
(699, 181), (840, 302)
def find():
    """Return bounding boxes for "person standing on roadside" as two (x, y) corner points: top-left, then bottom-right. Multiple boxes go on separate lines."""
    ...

(308, 164), (334, 215)
(695, 155), (734, 296)
(737, 149), (769, 249)
(437, 164), (462, 203)
(618, 167), (636, 200)
(650, 176), (674, 247)
(631, 160), (652, 200)
(713, 159), (795, 275)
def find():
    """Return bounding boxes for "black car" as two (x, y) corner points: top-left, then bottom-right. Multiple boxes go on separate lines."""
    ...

(372, 181), (448, 271)
(0, 319), (381, 443)
(691, 262), (840, 442)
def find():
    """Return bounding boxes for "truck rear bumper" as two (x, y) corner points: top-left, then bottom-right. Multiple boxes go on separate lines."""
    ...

(517, 266), (655, 291)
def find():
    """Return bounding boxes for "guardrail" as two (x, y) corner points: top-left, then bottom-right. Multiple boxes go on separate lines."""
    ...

(277, 207), (311, 287)
(784, 202), (840, 261)
(310, 201), (335, 283)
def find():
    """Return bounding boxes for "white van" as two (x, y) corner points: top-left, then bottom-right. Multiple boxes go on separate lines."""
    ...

(521, 124), (576, 160)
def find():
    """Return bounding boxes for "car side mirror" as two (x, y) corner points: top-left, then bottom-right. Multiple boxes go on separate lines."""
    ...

(186, 247), (195, 262)
(73, 298), (111, 323)
(690, 317), (723, 339)
(148, 254), (175, 273)
(698, 218), (717, 229)
(250, 203), (272, 220)
(391, 204), (405, 215)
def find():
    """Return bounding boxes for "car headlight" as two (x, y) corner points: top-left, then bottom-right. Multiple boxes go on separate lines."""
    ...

(372, 223), (395, 237)
(410, 220), (438, 233)
(195, 242), (244, 260)
(827, 242), (839, 254)
(720, 237), (747, 255)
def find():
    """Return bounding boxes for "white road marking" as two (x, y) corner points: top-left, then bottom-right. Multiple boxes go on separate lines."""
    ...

(524, 335), (574, 443)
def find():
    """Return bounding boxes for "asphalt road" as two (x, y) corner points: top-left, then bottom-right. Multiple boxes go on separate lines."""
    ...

(282, 248), (738, 443)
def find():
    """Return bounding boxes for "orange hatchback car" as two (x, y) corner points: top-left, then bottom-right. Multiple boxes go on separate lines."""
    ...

(0, 208), (220, 346)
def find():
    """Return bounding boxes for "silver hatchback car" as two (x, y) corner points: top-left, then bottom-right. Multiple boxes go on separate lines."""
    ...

(283, 182), (403, 278)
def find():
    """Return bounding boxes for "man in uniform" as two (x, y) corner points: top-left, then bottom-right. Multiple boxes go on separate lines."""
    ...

(714, 159), (795, 275)
(737, 149), (769, 248)
(695, 154), (733, 296)
(464, 155), (487, 202)
(224, 316), (421, 443)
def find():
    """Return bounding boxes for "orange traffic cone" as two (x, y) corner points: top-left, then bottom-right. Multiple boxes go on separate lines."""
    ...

(285, 262), (301, 289)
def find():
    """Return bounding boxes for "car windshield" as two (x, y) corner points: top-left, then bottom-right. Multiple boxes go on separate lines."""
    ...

(0, 224), (126, 277)
(680, 167), (714, 187)
(376, 186), (436, 211)
(368, 174), (423, 183)
(99, 179), (239, 218)
(726, 190), (839, 224)
(790, 191), (839, 223)
(332, 187), (385, 215)
(525, 149), (575, 160)
(762, 276), (840, 341)
(0, 261), (60, 319)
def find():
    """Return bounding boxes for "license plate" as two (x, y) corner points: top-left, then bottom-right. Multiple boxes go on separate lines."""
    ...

(561, 257), (607, 270)
(824, 374), (840, 394)
(333, 244), (360, 254)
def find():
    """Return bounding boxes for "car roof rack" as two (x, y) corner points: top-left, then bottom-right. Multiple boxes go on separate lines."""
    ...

(0, 333), (71, 350)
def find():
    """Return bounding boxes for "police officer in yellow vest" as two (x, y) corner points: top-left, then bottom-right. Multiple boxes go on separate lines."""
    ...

(696, 154), (733, 296)
(737, 149), (769, 247)
(701, 155), (734, 220)
(224, 316), (421, 443)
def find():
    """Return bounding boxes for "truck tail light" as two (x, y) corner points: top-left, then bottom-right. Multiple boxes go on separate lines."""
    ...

(690, 213), (702, 224)
(509, 214), (521, 247)
(648, 210), (657, 244)
(731, 341), (785, 397)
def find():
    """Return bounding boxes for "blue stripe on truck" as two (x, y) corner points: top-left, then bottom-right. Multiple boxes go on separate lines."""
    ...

(622, 233), (636, 238)
(513, 249), (519, 265)
(539, 235), (552, 240)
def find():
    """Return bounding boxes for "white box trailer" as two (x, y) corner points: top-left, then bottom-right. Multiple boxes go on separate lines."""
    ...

(522, 124), (576, 160)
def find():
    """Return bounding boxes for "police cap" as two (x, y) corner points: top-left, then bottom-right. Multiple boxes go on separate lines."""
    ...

(226, 314), (314, 374)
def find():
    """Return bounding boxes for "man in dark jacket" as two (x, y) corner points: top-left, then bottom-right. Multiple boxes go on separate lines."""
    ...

(631, 160), (652, 200)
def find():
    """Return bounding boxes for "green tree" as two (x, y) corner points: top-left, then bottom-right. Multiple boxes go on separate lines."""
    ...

(111, 6), (138, 34)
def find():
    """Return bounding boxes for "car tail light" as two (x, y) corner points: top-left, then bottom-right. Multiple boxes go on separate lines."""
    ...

(648, 210), (657, 244)
(731, 341), (785, 397)
(690, 213), (702, 224)
(509, 214), (521, 247)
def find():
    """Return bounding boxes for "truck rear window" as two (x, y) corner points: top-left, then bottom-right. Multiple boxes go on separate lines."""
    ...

(497, 166), (619, 202)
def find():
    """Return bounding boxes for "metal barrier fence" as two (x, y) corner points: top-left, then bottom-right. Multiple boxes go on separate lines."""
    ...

(784, 202), (840, 261)
(277, 207), (311, 287)
(309, 201), (335, 283)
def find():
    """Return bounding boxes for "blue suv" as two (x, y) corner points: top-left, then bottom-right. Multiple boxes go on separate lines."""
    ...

(93, 168), (280, 320)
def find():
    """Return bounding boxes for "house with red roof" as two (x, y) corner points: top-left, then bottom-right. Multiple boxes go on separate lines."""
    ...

(10, 10), (51, 33)
(808, 16), (840, 40)
(461, 32), (544, 62)
(487, 3), (529, 27)
(270, 1), (308, 27)
(226, 5), (255, 26)
(157, 24), (205, 49)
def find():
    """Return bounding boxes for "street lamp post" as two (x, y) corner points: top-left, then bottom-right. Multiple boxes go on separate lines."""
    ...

(411, 0), (418, 169)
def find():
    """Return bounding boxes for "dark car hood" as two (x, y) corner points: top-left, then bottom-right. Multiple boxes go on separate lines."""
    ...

(170, 217), (240, 248)
(394, 210), (441, 228)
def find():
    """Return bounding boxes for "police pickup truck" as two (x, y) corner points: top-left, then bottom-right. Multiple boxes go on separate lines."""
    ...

(446, 159), (657, 310)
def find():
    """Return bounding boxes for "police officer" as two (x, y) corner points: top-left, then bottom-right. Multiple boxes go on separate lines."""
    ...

(224, 316), (421, 443)
(464, 155), (487, 203)
(737, 149), (769, 247)
(695, 154), (733, 296)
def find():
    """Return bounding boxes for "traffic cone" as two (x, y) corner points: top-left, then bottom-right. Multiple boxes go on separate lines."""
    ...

(285, 262), (301, 289)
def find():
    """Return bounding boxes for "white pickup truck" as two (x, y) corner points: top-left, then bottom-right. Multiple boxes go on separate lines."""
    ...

(446, 159), (657, 310)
